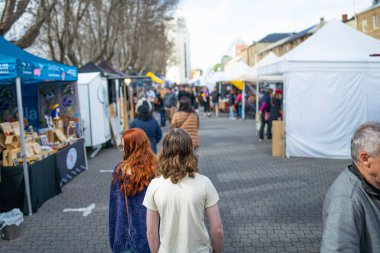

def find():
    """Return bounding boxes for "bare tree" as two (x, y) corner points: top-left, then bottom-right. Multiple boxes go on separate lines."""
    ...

(5, 0), (180, 75)
(0, 0), (58, 48)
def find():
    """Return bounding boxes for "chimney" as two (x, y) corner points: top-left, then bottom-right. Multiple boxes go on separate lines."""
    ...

(342, 14), (348, 23)
(320, 17), (325, 25)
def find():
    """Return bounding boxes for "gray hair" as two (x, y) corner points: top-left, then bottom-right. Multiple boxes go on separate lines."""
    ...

(351, 122), (380, 163)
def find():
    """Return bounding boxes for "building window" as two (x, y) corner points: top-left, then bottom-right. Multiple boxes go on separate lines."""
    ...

(373, 14), (379, 29)
(362, 18), (368, 32)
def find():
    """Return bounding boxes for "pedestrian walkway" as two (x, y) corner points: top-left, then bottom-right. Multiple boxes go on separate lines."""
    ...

(0, 116), (349, 253)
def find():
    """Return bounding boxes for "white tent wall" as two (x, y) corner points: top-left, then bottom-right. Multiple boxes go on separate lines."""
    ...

(285, 70), (380, 158)
(257, 20), (380, 158)
(78, 73), (111, 148)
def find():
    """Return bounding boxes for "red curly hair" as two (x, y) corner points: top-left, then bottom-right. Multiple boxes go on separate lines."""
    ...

(112, 128), (157, 196)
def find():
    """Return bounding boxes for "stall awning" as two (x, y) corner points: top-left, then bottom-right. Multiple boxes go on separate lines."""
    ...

(0, 36), (77, 84)
(146, 72), (165, 84)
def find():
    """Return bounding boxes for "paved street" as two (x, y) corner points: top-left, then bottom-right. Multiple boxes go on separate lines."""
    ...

(0, 115), (349, 253)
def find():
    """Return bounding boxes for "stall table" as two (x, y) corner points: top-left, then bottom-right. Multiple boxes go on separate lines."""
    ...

(0, 139), (86, 214)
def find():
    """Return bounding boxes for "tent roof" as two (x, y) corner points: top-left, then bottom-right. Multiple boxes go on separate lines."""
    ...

(255, 52), (280, 68)
(98, 61), (125, 77)
(258, 33), (293, 43)
(79, 62), (122, 79)
(0, 36), (77, 83)
(79, 62), (103, 73)
(258, 20), (380, 75)
(78, 72), (101, 85)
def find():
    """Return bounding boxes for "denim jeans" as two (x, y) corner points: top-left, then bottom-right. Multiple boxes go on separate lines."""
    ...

(229, 106), (235, 119)
(259, 113), (272, 139)
(160, 107), (166, 126)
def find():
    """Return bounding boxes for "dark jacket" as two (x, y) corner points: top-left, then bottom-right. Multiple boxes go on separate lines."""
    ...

(109, 171), (150, 253)
(130, 118), (162, 153)
(163, 92), (177, 108)
(271, 97), (282, 120)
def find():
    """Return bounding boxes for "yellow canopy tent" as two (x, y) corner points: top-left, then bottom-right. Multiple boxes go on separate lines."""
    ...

(146, 72), (165, 84)
(230, 80), (244, 90)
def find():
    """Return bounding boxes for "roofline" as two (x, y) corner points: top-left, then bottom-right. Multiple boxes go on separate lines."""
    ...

(356, 3), (380, 16)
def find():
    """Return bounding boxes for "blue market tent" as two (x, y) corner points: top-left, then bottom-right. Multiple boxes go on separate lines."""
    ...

(0, 36), (77, 83)
(0, 36), (78, 215)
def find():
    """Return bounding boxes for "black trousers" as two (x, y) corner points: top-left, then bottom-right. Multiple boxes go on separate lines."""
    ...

(203, 103), (210, 113)
(259, 113), (272, 139)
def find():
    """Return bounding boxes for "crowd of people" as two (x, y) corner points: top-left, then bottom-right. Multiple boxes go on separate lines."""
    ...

(109, 82), (380, 253)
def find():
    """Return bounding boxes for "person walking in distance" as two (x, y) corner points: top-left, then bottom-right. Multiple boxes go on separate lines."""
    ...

(109, 128), (157, 253)
(201, 87), (211, 117)
(271, 89), (283, 121)
(170, 97), (200, 149)
(143, 128), (224, 253)
(210, 86), (221, 117)
(227, 87), (236, 120)
(130, 100), (162, 154)
(258, 85), (274, 141)
(321, 122), (380, 253)
(163, 87), (177, 124)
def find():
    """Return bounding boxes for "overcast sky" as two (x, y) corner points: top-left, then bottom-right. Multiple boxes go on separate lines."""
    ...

(178, 0), (372, 72)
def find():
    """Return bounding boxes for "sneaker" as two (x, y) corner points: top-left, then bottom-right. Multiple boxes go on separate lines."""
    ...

(259, 139), (263, 142)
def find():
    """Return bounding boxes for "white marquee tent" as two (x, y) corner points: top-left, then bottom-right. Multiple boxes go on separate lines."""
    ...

(258, 20), (380, 158)
(237, 52), (283, 82)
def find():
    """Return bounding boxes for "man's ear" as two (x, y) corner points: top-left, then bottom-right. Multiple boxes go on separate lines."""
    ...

(359, 152), (370, 167)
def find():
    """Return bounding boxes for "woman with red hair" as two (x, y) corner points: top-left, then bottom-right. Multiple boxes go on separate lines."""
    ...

(109, 128), (157, 253)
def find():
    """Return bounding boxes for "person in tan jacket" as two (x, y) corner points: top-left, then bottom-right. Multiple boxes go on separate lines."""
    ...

(171, 97), (200, 148)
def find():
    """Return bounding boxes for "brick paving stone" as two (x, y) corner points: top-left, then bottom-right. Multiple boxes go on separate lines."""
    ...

(0, 115), (348, 253)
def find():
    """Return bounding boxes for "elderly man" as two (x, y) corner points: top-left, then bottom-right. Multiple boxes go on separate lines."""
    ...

(321, 122), (380, 253)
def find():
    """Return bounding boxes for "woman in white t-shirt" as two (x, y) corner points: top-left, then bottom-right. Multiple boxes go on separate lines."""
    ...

(143, 128), (224, 253)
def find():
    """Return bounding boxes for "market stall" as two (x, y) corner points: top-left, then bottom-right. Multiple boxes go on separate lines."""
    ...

(0, 36), (86, 215)
(78, 62), (125, 158)
(258, 20), (380, 158)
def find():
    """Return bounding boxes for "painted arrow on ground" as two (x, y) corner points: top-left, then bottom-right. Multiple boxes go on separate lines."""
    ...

(63, 203), (96, 216)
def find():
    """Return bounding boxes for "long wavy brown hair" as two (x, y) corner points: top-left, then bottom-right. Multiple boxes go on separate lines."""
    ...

(157, 128), (198, 184)
(113, 128), (157, 196)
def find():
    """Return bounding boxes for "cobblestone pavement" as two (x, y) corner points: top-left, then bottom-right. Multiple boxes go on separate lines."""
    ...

(0, 115), (349, 253)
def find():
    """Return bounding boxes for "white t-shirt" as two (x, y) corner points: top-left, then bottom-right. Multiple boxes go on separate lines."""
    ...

(143, 173), (219, 253)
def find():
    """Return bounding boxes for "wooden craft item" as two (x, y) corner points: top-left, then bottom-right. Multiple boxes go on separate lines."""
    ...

(25, 143), (35, 158)
(5, 135), (15, 149)
(3, 150), (9, 166)
(11, 136), (20, 149)
(32, 142), (42, 155)
(10, 122), (21, 136)
(53, 118), (64, 131)
(0, 122), (13, 135)
(46, 129), (55, 143)
(0, 134), (6, 149)
(54, 129), (67, 142)
(8, 148), (20, 165)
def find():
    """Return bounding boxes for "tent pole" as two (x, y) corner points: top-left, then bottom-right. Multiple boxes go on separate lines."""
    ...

(256, 76), (260, 136)
(16, 77), (32, 216)
(115, 79), (120, 118)
(129, 86), (134, 120)
(242, 82), (246, 120)
(282, 75), (286, 158)
(123, 82), (129, 130)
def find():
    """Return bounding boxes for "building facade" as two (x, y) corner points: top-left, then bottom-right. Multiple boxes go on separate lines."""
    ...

(256, 19), (325, 61)
(240, 33), (292, 66)
(357, 3), (380, 40)
(166, 17), (191, 84)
